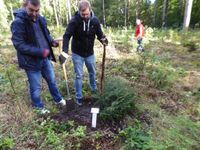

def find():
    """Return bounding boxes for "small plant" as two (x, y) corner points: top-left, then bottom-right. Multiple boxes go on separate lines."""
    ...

(45, 130), (60, 145)
(95, 76), (137, 121)
(182, 41), (197, 52)
(72, 126), (86, 138)
(94, 131), (101, 140)
(24, 119), (73, 149)
(0, 137), (14, 150)
(40, 118), (74, 134)
(119, 124), (150, 150)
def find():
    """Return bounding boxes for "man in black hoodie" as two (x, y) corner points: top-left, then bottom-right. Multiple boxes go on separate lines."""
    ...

(11, 0), (66, 114)
(62, 0), (108, 105)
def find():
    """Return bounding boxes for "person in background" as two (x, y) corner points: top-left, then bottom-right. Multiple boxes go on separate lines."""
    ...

(135, 19), (145, 52)
(11, 0), (66, 114)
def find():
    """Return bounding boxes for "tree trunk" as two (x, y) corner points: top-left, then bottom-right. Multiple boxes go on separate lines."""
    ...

(58, 0), (62, 26)
(10, 3), (14, 21)
(66, 10), (69, 24)
(153, 0), (157, 27)
(124, 0), (127, 27)
(53, 0), (60, 28)
(136, 0), (139, 19)
(162, 0), (167, 28)
(180, 0), (183, 17)
(179, 0), (183, 26)
(102, 0), (106, 27)
(183, 0), (193, 29)
(67, 0), (72, 20)
(127, 0), (130, 26)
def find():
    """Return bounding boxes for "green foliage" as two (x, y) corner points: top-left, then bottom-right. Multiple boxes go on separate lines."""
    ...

(40, 118), (74, 133)
(0, 0), (9, 33)
(109, 28), (133, 52)
(95, 76), (137, 121)
(108, 27), (153, 53)
(18, 118), (88, 149)
(45, 130), (60, 145)
(193, 88), (200, 102)
(0, 137), (14, 150)
(1, 0), (200, 29)
(148, 116), (200, 150)
(153, 28), (181, 43)
(0, 64), (27, 97)
(1, 24), (200, 150)
(20, 118), (75, 149)
(191, 0), (200, 27)
(72, 126), (86, 138)
(119, 123), (150, 150)
(135, 50), (186, 90)
(147, 62), (180, 89)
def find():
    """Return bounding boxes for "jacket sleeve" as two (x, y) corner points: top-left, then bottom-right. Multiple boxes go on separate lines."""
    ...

(11, 19), (43, 57)
(95, 18), (104, 41)
(62, 18), (76, 53)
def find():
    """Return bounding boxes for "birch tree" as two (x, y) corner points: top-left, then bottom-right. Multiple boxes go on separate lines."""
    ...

(183, 0), (193, 29)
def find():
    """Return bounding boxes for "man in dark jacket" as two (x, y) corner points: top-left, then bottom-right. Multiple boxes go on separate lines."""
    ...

(62, 0), (108, 105)
(11, 0), (66, 114)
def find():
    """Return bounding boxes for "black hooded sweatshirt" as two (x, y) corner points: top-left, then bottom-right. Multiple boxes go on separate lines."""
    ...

(63, 11), (104, 57)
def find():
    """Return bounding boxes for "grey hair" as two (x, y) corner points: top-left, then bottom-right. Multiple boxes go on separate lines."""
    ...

(78, 0), (91, 11)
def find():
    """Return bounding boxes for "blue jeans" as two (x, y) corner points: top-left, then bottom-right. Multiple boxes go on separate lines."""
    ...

(72, 53), (97, 100)
(137, 38), (144, 52)
(25, 59), (62, 108)
(137, 38), (143, 45)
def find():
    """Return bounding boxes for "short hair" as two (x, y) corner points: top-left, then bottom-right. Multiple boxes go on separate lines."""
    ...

(22, 0), (40, 7)
(78, 0), (91, 11)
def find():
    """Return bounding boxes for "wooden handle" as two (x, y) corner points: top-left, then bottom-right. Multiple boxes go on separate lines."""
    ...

(100, 45), (106, 93)
(62, 64), (68, 81)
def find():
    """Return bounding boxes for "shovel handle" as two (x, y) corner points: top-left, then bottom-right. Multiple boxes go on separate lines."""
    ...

(100, 45), (106, 93)
(56, 38), (71, 99)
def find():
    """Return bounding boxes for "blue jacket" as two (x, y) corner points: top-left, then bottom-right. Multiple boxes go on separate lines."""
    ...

(63, 11), (104, 57)
(11, 9), (56, 70)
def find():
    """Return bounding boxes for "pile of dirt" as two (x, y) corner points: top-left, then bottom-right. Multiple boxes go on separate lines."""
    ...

(51, 97), (123, 132)
(50, 97), (121, 150)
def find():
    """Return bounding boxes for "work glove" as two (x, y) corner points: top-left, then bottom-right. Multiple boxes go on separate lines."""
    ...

(100, 36), (108, 46)
(59, 51), (70, 65)
(42, 49), (50, 58)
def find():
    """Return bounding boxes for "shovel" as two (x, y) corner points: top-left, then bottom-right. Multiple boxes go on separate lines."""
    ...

(56, 39), (72, 101)
(100, 44), (106, 93)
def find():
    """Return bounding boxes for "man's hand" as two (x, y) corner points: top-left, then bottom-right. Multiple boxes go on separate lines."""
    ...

(100, 37), (108, 46)
(59, 51), (70, 64)
(52, 40), (59, 47)
(42, 49), (50, 58)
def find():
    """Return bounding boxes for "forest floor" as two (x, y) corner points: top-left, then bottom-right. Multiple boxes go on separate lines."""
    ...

(0, 29), (200, 149)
